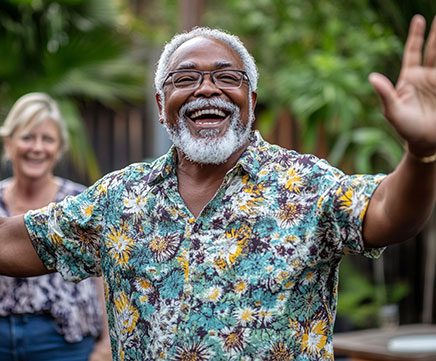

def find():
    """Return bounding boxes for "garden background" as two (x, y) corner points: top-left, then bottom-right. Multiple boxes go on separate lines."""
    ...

(1, 0), (435, 332)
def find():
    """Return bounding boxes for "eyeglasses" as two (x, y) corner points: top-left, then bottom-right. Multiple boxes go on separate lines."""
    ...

(163, 69), (249, 90)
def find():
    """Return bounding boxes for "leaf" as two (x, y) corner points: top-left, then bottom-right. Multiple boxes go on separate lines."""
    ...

(57, 99), (101, 182)
(0, 0), (146, 181)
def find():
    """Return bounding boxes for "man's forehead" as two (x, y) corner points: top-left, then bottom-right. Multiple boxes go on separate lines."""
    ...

(167, 36), (243, 70)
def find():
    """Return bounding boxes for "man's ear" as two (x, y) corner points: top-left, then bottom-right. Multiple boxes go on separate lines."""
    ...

(250, 91), (257, 110)
(155, 93), (164, 124)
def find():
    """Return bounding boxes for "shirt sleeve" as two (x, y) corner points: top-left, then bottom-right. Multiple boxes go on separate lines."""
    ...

(24, 175), (112, 282)
(314, 159), (386, 259)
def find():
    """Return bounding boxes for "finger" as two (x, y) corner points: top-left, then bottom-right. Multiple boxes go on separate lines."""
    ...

(369, 72), (397, 119)
(401, 15), (426, 72)
(424, 15), (436, 67)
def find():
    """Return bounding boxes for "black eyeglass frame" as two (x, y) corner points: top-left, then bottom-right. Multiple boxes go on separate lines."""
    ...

(163, 69), (250, 90)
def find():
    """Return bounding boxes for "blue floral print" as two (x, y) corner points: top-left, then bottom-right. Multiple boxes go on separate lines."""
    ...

(25, 131), (384, 360)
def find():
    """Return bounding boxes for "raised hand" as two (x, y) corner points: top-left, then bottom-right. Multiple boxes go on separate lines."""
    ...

(369, 14), (436, 158)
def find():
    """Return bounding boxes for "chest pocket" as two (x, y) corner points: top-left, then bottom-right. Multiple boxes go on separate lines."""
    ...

(103, 231), (187, 302)
(219, 222), (311, 297)
(188, 214), (300, 296)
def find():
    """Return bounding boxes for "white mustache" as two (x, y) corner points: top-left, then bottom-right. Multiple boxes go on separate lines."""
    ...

(179, 98), (238, 118)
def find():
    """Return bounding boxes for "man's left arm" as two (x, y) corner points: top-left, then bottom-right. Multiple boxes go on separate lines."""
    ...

(364, 14), (436, 248)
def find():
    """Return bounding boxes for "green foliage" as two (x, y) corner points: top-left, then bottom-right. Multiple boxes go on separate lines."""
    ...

(0, 0), (146, 182)
(369, 0), (436, 40)
(337, 256), (409, 328)
(205, 0), (403, 173)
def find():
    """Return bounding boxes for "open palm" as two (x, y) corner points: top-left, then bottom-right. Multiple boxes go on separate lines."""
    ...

(370, 15), (436, 157)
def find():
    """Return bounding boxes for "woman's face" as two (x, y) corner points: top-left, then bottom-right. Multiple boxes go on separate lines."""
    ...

(5, 119), (62, 181)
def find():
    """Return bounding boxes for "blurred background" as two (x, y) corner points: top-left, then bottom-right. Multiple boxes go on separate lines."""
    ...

(0, 0), (435, 341)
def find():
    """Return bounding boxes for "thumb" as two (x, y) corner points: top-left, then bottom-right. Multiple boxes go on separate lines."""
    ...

(368, 72), (397, 118)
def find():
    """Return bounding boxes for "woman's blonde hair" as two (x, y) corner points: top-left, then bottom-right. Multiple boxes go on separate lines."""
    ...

(0, 92), (69, 156)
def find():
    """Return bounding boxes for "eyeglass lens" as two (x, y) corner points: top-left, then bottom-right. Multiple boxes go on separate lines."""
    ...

(171, 70), (244, 89)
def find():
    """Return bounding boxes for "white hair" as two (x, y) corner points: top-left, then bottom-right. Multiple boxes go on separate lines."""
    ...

(154, 27), (258, 97)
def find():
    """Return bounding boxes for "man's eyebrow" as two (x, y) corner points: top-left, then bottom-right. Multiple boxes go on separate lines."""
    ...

(174, 60), (235, 70)
(214, 61), (234, 69)
(174, 62), (196, 70)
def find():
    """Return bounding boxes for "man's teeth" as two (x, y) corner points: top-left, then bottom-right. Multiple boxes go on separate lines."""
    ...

(190, 108), (226, 120)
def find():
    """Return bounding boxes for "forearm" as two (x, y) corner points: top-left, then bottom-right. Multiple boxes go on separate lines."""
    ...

(0, 215), (49, 276)
(364, 13), (436, 246)
(363, 152), (436, 247)
(89, 277), (113, 361)
(96, 276), (111, 342)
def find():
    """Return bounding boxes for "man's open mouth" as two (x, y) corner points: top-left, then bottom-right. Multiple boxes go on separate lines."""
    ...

(188, 107), (229, 125)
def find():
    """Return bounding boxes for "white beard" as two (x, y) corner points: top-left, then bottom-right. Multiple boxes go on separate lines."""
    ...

(162, 98), (254, 164)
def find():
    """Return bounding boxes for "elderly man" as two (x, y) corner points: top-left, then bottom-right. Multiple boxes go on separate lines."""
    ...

(1, 15), (435, 361)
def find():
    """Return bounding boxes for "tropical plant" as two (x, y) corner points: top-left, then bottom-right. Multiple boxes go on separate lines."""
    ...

(337, 256), (409, 329)
(369, 0), (436, 39)
(205, 0), (403, 173)
(0, 0), (147, 182)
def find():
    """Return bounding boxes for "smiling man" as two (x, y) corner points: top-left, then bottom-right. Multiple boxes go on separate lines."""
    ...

(0, 16), (436, 361)
(156, 35), (256, 169)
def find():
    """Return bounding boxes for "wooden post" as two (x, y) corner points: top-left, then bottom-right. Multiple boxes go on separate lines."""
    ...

(180, 0), (204, 31)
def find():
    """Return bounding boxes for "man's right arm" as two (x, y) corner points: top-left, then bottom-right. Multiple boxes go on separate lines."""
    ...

(0, 215), (50, 277)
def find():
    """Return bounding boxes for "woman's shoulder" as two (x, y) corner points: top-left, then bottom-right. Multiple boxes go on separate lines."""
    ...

(0, 178), (12, 190)
(55, 177), (86, 199)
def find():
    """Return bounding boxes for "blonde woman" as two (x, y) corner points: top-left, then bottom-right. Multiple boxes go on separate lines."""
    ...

(0, 93), (111, 361)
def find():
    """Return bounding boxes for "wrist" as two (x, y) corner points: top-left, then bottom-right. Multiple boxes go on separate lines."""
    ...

(406, 144), (436, 164)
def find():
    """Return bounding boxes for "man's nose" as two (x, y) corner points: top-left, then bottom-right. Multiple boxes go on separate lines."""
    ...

(193, 73), (222, 97)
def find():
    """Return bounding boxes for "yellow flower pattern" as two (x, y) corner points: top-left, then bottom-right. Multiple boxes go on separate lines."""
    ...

(115, 291), (139, 335)
(107, 225), (135, 266)
(25, 131), (385, 360)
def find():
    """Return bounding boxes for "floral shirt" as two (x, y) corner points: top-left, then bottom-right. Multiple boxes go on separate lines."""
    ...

(0, 178), (102, 342)
(25, 131), (384, 360)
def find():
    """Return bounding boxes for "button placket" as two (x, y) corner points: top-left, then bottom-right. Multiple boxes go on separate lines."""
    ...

(178, 218), (197, 320)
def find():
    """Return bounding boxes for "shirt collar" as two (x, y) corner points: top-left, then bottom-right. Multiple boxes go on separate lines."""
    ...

(146, 145), (178, 185)
(235, 130), (264, 180)
(148, 130), (266, 184)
